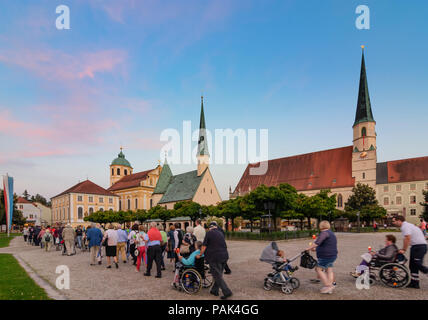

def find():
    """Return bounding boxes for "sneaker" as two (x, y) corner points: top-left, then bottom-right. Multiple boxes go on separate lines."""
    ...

(115, 263), (119, 269)
(220, 292), (233, 300)
(350, 272), (361, 278)
(407, 281), (420, 289)
(320, 286), (334, 294)
(155, 275), (162, 278)
(144, 273), (151, 277)
(332, 282), (337, 286)
(106, 265), (112, 269)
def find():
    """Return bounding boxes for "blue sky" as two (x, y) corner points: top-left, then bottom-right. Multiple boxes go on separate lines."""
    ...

(0, 0), (427, 200)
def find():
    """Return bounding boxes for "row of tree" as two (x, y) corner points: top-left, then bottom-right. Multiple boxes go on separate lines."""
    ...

(0, 190), (26, 226)
(22, 190), (51, 207)
(84, 183), (388, 231)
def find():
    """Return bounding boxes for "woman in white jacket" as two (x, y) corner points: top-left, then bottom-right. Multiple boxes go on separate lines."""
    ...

(102, 223), (119, 269)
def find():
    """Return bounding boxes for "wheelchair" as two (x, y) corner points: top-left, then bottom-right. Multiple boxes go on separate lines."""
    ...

(174, 256), (213, 294)
(367, 253), (410, 288)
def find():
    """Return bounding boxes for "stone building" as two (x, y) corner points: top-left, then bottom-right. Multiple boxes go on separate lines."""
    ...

(231, 49), (428, 225)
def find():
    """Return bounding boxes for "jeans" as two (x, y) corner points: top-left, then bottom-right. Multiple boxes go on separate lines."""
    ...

(76, 235), (82, 249)
(209, 261), (232, 296)
(90, 246), (100, 265)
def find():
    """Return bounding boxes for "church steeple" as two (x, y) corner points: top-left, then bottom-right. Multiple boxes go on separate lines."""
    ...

(197, 96), (210, 176)
(198, 96), (209, 156)
(353, 46), (375, 127)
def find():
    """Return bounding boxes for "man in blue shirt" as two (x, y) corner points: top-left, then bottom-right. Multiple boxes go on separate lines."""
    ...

(86, 223), (103, 266)
(117, 225), (128, 263)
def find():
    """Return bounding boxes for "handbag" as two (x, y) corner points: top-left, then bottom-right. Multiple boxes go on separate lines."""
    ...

(102, 234), (108, 247)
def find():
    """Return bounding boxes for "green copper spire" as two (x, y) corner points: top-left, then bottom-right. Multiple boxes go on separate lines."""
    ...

(198, 96), (209, 156)
(153, 156), (173, 194)
(353, 46), (375, 127)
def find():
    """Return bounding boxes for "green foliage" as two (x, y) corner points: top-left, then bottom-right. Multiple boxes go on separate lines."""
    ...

(420, 190), (428, 221)
(0, 192), (26, 226)
(344, 183), (387, 223)
(206, 216), (224, 228)
(173, 201), (203, 222)
(224, 229), (317, 241)
(148, 205), (175, 223)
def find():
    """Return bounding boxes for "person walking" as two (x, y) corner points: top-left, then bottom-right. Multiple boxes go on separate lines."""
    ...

(135, 225), (148, 272)
(145, 222), (163, 278)
(128, 224), (139, 265)
(393, 215), (428, 288)
(86, 223), (103, 266)
(159, 224), (167, 270)
(43, 229), (53, 252)
(194, 219), (206, 242)
(28, 226), (34, 245)
(62, 224), (76, 256)
(167, 225), (176, 264)
(102, 223), (119, 269)
(419, 218), (427, 237)
(116, 225), (128, 263)
(198, 221), (232, 300)
(75, 226), (83, 249)
(23, 225), (29, 242)
(174, 223), (184, 264)
(39, 226), (46, 249)
(215, 225), (232, 274)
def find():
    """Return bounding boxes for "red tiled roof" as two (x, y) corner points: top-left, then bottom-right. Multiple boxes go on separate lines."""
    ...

(52, 180), (118, 199)
(17, 197), (32, 204)
(234, 146), (355, 193)
(386, 156), (428, 183)
(108, 168), (155, 192)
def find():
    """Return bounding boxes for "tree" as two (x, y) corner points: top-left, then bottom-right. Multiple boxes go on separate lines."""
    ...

(30, 194), (51, 207)
(22, 190), (30, 201)
(419, 190), (428, 221)
(239, 194), (260, 232)
(174, 201), (205, 223)
(0, 192), (26, 227)
(148, 205), (175, 226)
(345, 183), (386, 223)
(217, 199), (242, 231)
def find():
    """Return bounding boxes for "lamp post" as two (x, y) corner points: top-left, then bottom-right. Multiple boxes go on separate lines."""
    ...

(264, 201), (275, 233)
(357, 211), (360, 233)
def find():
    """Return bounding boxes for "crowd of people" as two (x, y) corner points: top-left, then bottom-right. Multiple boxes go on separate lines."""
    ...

(21, 219), (233, 299)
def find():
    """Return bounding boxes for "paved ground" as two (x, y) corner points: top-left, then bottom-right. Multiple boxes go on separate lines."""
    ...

(1, 232), (428, 300)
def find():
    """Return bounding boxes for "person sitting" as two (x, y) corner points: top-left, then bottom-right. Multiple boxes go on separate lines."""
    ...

(172, 241), (203, 286)
(351, 234), (398, 277)
(275, 249), (298, 272)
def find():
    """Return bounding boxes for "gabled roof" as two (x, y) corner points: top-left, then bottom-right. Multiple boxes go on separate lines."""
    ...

(158, 170), (204, 204)
(108, 168), (156, 192)
(353, 49), (375, 126)
(233, 146), (355, 194)
(53, 180), (117, 199)
(153, 161), (173, 194)
(376, 156), (428, 184)
(17, 197), (32, 204)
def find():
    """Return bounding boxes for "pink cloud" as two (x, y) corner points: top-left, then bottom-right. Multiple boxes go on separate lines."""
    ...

(0, 48), (127, 81)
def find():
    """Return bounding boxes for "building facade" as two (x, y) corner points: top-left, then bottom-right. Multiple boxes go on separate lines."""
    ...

(231, 49), (428, 225)
(51, 180), (119, 226)
(17, 197), (41, 226)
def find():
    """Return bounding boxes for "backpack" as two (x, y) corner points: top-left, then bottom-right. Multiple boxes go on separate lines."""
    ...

(45, 234), (51, 242)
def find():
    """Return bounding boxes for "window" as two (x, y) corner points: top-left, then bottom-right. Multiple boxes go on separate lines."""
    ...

(410, 209), (417, 216)
(383, 197), (389, 206)
(362, 172), (365, 179)
(410, 184), (416, 191)
(396, 185), (401, 192)
(19, 205), (23, 209)
(29, 214), (33, 219)
(127, 199), (131, 210)
(410, 196), (416, 204)
(89, 196), (93, 203)
(78, 207), (83, 220)
(88, 207), (93, 215)
(112, 168), (114, 176)
(117, 168), (120, 175)
(99, 208), (104, 212)
(203, 188), (206, 193)
(337, 194), (343, 208)
(361, 127), (367, 137)
(150, 199), (153, 209)
(211, 189), (213, 194)
(383, 186), (389, 192)
(119, 200), (122, 211)
(99, 197), (104, 203)
(135, 198), (138, 209)
(125, 169), (128, 175)
(396, 196), (402, 205)
(77, 195), (83, 202)
(109, 197), (113, 204)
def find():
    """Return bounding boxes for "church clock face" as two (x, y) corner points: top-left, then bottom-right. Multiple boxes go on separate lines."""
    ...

(360, 151), (367, 158)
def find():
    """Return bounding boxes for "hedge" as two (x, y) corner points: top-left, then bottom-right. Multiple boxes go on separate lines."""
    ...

(224, 229), (317, 241)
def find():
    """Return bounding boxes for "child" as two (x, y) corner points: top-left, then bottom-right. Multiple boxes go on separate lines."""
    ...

(351, 234), (398, 277)
(275, 250), (298, 272)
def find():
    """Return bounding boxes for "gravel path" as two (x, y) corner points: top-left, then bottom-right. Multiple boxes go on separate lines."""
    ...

(1, 232), (428, 300)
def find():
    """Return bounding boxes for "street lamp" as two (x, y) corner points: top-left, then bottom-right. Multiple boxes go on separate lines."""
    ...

(264, 201), (275, 233)
(357, 211), (360, 233)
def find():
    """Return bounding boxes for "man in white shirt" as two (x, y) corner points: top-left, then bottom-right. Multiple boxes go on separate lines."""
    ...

(193, 219), (206, 242)
(393, 215), (428, 288)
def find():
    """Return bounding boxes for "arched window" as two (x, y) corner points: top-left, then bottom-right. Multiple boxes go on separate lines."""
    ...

(135, 198), (138, 209)
(337, 194), (343, 208)
(117, 168), (120, 175)
(128, 199), (131, 210)
(125, 169), (128, 175)
(112, 168), (114, 176)
(99, 208), (104, 212)
(361, 127), (367, 137)
(89, 207), (94, 215)
(119, 200), (122, 211)
(78, 207), (83, 220)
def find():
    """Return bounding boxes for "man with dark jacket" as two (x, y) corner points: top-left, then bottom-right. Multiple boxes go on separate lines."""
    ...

(216, 226), (232, 274)
(198, 222), (232, 300)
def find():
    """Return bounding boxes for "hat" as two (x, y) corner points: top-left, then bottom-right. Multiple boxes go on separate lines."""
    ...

(209, 221), (218, 228)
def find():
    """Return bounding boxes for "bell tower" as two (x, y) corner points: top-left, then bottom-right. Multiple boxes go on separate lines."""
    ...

(110, 147), (133, 186)
(352, 46), (377, 188)
(197, 96), (210, 176)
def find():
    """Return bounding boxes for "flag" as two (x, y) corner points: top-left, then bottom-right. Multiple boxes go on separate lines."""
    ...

(3, 175), (14, 233)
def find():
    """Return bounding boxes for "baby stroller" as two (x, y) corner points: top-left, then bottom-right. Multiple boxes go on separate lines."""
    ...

(260, 242), (317, 294)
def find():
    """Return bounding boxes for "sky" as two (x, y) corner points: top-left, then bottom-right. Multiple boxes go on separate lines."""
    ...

(0, 0), (427, 200)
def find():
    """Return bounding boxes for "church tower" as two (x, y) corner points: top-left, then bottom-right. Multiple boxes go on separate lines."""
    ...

(197, 96), (210, 176)
(110, 148), (133, 186)
(352, 47), (377, 188)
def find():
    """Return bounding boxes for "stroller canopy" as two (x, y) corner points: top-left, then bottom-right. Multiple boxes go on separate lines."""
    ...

(260, 241), (279, 263)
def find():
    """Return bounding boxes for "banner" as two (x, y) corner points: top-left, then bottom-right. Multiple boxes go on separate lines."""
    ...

(3, 175), (14, 234)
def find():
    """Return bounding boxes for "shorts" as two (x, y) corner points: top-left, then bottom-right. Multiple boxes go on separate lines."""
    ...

(106, 245), (117, 257)
(317, 257), (336, 269)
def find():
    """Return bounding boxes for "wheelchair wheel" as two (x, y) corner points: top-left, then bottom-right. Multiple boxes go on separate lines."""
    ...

(369, 274), (376, 285)
(289, 277), (300, 289)
(202, 273), (213, 289)
(180, 269), (202, 294)
(379, 263), (411, 288)
(263, 278), (273, 291)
